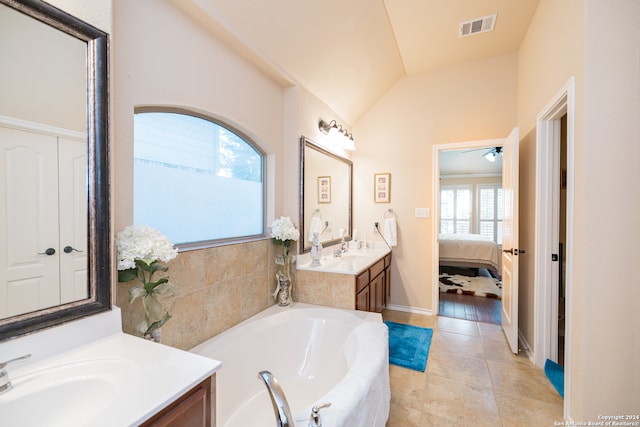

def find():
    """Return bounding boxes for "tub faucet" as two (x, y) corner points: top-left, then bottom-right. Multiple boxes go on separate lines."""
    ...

(258, 370), (295, 427)
(308, 402), (331, 427)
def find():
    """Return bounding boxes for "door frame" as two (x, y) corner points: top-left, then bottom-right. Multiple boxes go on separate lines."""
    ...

(533, 77), (575, 416)
(431, 137), (506, 315)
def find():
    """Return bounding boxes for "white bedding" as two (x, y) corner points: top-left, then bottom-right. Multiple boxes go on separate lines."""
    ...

(439, 233), (500, 271)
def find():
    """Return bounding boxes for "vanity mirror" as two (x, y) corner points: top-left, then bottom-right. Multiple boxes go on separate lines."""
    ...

(0, 0), (110, 341)
(299, 137), (352, 253)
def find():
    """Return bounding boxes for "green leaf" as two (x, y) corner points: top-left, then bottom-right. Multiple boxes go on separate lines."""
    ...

(118, 268), (138, 283)
(144, 277), (170, 294)
(145, 313), (171, 334)
(149, 262), (169, 273)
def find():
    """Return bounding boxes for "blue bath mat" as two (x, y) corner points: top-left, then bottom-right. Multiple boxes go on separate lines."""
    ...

(384, 321), (432, 372)
(544, 358), (564, 398)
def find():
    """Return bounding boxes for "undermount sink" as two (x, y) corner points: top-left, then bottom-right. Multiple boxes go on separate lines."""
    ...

(0, 358), (138, 427)
(297, 246), (391, 274)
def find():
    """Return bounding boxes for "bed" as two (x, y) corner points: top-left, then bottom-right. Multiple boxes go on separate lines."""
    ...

(439, 233), (500, 272)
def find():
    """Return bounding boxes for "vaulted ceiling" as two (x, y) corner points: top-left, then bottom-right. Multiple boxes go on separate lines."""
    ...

(172, 0), (540, 123)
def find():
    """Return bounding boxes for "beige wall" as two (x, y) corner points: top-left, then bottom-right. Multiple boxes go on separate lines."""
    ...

(353, 54), (517, 312)
(0, 6), (86, 131)
(573, 0), (640, 417)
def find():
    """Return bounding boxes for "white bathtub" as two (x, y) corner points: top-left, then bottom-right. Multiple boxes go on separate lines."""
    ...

(190, 302), (390, 427)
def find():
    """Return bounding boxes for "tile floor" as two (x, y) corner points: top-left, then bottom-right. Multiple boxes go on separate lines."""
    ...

(383, 309), (564, 426)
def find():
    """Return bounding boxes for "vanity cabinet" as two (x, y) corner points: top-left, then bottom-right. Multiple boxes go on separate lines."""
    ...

(355, 253), (391, 313)
(296, 250), (391, 313)
(142, 376), (212, 427)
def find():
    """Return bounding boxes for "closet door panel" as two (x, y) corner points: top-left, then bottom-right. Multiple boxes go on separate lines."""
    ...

(0, 125), (60, 317)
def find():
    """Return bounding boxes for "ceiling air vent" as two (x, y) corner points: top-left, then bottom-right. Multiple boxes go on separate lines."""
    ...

(459, 14), (497, 37)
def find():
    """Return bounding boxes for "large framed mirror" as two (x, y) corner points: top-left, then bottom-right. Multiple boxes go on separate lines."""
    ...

(299, 137), (352, 253)
(0, 0), (110, 341)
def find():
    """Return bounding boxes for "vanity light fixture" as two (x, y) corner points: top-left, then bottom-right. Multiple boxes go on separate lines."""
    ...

(319, 119), (356, 150)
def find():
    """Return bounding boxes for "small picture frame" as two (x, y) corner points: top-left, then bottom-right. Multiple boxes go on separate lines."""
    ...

(374, 172), (391, 203)
(318, 176), (331, 204)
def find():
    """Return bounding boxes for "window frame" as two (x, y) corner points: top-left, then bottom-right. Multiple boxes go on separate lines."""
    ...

(439, 184), (473, 234)
(133, 107), (267, 251)
(477, 183), (503, 244)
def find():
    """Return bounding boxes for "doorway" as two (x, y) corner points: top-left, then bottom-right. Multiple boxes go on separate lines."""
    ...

(432, 138), (507, 326)
(533, 77), (575, 417)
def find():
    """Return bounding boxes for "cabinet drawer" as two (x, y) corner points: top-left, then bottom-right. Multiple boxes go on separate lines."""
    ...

(369, 259), (385, 279)
(356, 270), (370, 293)
(384, 254), (391, 267)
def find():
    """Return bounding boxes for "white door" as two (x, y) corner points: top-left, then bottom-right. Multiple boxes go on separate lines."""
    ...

(58, 137), (88, 303)
(501, 127), (520, 354)
(0, 125), (60, 317)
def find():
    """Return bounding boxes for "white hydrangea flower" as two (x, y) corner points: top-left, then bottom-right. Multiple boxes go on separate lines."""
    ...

(115, 224), (178, 270)
(270, 216), (300, 242)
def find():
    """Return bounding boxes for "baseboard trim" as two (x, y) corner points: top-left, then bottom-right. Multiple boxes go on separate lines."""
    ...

(385, 304), (434, 316)
(518, 329), (534, 362)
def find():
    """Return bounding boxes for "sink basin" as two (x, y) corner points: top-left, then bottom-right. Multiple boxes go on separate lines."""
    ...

(0, 358), (138, 427)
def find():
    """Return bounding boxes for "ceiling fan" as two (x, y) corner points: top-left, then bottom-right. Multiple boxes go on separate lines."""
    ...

(461, 146), (503, 162)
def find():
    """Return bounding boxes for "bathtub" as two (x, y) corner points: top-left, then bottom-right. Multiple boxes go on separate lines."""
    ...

(190, 302), (390, 427)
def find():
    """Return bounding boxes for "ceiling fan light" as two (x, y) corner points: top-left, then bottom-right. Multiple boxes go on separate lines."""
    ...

(484, 151), (496, 162)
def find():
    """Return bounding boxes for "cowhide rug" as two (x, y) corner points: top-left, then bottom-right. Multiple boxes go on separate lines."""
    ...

(439, 274), (502, 299)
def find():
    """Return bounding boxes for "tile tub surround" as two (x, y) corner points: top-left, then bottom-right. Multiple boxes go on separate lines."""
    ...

(118, 239), (281, 350)
(383, 310), (564, 426)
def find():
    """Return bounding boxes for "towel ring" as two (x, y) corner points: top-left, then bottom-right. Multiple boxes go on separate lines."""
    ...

(312, 208), (322, 218)
(384, 209), (397, 219)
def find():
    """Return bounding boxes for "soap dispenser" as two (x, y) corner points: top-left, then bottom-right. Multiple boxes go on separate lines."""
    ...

(349, 229), (360, 250)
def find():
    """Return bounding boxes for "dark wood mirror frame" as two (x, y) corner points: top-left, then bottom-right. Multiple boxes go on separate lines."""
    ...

(0, 0), (110, 341)
(299, 136), (353, 254)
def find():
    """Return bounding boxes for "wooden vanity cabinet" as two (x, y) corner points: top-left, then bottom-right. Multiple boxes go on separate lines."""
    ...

(356, 253), (391, 313)
(142, 376), (212, 427)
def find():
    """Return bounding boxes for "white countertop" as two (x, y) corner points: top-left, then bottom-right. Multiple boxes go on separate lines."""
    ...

(296, 243), (391, 275)
(0, 307), (221, 427)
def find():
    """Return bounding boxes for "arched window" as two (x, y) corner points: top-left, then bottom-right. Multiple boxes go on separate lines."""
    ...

(133, 109), (265, 248)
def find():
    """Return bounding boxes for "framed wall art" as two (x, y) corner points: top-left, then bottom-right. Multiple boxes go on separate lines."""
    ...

(318, 176), (331, 203)
(374, 172), (391, 203)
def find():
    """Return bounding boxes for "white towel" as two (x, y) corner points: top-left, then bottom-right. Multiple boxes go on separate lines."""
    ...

(308, 216), (322, 242)
(384, 218), (397, 247)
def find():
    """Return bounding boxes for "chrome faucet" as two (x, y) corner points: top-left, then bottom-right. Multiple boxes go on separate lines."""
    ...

(0, 354), (31, 395)
(334, 236), (348, 258)
(258, 370), (295, 427)
(308, 402), (331, 427)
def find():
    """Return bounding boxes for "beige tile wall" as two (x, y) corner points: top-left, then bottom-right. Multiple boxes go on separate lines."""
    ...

(117, 239), (281, 350)
(295, 270), (355, 310)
